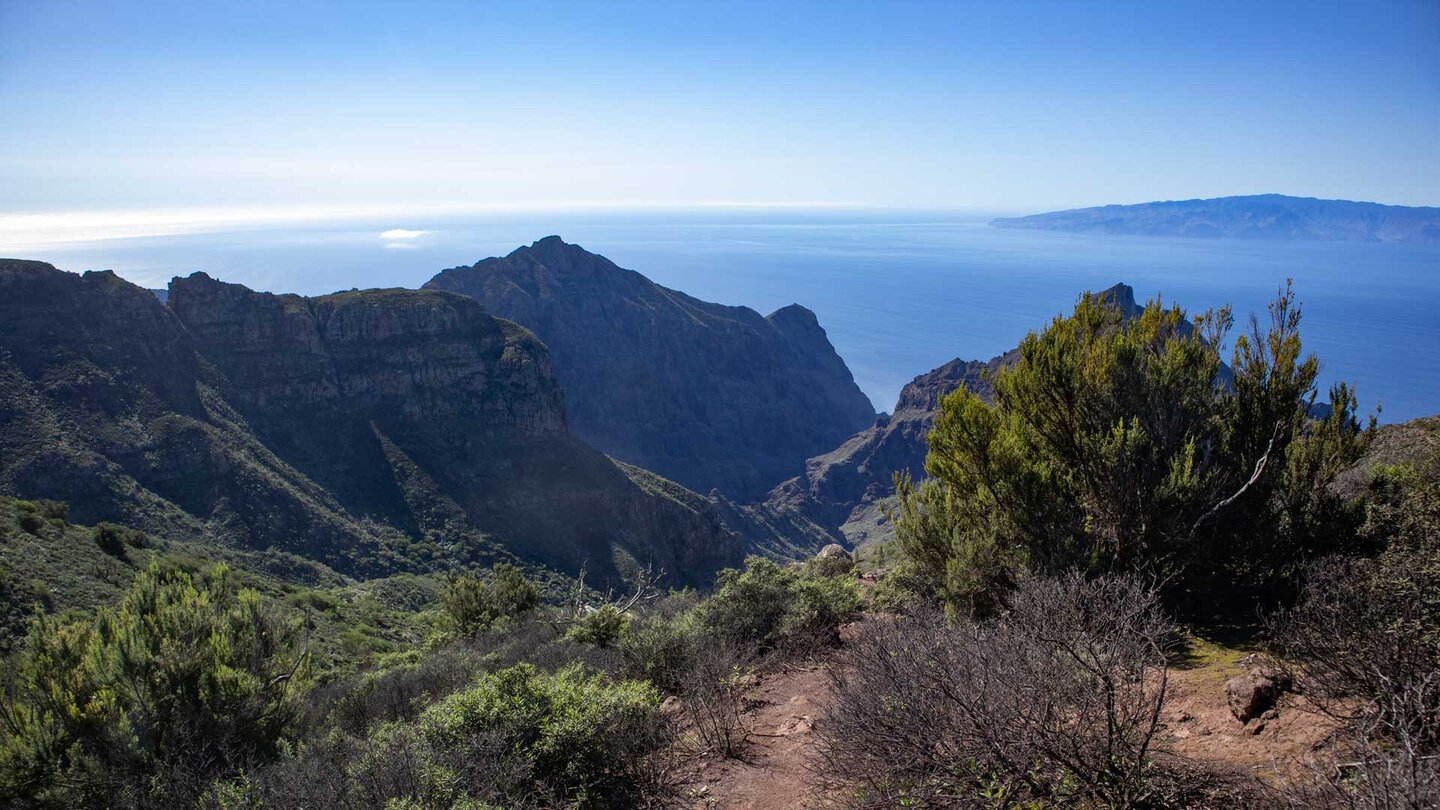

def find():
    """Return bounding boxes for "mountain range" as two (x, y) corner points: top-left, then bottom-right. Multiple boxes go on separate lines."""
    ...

(0, 260), (746, 586)
(0, 239), (1205, 592)
(991, 194), (1440, 242)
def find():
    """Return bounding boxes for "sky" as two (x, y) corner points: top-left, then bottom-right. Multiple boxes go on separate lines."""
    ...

(2, 0), (1438, 227)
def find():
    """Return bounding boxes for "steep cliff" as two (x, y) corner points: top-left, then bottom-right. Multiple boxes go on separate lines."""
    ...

(0, 260), (742, 584)
(424, 237), (877, 500)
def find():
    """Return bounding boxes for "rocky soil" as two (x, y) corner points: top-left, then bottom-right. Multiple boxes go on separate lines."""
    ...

(670, 616), (1343, 808)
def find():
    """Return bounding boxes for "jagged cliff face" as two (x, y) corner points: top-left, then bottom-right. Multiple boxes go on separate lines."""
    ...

(424, 237), (877, 501)
(0, 260), (741, 584)
(170, 276), (566, 429)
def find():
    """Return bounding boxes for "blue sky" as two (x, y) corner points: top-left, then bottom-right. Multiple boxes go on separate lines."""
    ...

(2, 0), (1437, 220)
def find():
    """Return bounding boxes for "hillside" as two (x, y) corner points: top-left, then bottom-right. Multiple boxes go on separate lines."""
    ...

(424, 237), (877, 500)
(0, 260), (744, 585)
(992, 194), (1440, 242)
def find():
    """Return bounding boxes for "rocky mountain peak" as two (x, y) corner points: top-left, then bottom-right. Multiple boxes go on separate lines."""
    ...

(425, 239), (876, 500)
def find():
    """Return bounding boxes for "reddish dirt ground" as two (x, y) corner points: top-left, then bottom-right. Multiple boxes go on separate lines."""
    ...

(670, 624), (1341, 808)
(674, 662), (833, 809)
(1160, 648), (1341, 788)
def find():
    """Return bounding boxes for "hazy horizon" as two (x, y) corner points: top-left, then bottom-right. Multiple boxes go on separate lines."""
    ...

(4, 1), (1438, 219)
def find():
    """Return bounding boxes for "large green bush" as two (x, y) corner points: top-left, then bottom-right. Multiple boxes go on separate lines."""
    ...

(219, 663), (667, 810)
(0, 561), (306, 809)
(441, 563), (541, 636)
(420, 663), (663, 805)
(899, 284), (1370, 615)
(697, 556), (861, 651)
(563, 604), (630, 648)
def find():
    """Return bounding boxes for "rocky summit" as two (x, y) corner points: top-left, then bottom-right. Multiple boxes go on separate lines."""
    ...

(0, 260), (743, 584)
(424, 237), (877, 501)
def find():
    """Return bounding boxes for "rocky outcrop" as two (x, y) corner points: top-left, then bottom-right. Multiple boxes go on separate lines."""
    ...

(754, 350), (1015, 549)
(1225, 666), (1291, 722)
(424, 237), (877, 500)
(0, 260), (742, 585)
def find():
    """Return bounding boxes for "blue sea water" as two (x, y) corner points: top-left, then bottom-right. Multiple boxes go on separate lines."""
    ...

(22, 210), (1440, 422)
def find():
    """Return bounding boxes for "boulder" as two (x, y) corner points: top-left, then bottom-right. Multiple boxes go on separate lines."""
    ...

(1225, 668), (1289, 722)
(809, 543), (855, 576)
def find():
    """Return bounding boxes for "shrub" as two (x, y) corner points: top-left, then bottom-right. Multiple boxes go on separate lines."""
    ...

(815, 574), (1248, 808)
(697, 556), (861, 653)
(888, 471), (1021, 618)
(0, 561), (306, 809)
(619, 613), (698, 694)
(905, 284), (1370, 616)
(441, 563), (541, 636)
(1271, 452), (1440, 806)
(804, 547), (855, 579)
(12, 500), (67, 535)
(220, 664), (669, 810)
(785, 568), (864, 646)
(865, 558), (935, 614)
(418, 663), (666, 808)
(0, 570), (50, 652)
(564, 604), (630, 648)
(91, 522), (130, 558)
(677, 639), (754, 758)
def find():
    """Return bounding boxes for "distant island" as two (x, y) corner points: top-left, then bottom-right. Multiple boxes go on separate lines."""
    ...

(991, 194), (1440, 242)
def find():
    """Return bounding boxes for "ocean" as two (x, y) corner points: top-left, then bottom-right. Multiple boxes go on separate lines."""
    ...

(15, 209), (1440, 422)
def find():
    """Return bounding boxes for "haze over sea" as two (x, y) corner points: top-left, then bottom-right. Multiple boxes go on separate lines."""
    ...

(14, 209), (1439, 423)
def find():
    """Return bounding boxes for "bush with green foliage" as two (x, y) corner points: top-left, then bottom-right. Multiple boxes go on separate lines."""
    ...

(697, 556), (861, 652)
(441, 563), (541, 636)
(618, 611), (697, 694)
(215, 664), (667, 810)
(0, 561), (306, 809)
(14, 500), (67, 535)
(564, 604), (630, 648)
(420, 663), (663, 805)
(896, 283), (1370, 616)
(92, 521), (144, 559)
(1273, 451), (1440, 806)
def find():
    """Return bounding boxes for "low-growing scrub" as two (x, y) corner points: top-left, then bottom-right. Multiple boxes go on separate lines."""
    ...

(441, 563), (542, 636)
(211, 664), (669, 810)
(1271, 452), (1440, 808)
(816, 574), (1257, 808)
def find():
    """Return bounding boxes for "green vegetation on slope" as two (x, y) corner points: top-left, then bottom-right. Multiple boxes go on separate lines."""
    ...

(0, 501), (862, 810)
(890, 282), (1370, 618)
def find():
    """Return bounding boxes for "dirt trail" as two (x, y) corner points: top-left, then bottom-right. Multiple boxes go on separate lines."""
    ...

(672, 626), (1338, 807)
(675, 662), (833, 809)
(1161, 653), (1339, 785)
